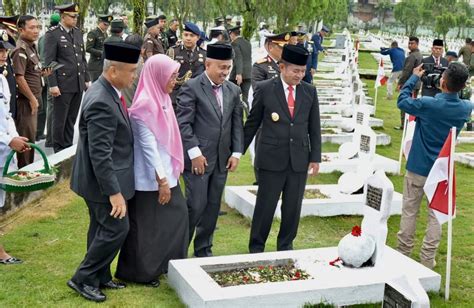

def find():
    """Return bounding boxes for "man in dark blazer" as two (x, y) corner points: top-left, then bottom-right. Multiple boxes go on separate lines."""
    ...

(68, 42), (141, 302)
(176, 43), (244, 257)
(229, 26), (252, 111)
(421, 39), (449, 97)
(44, 3), (91, 153)
(243, 44), (321, 253)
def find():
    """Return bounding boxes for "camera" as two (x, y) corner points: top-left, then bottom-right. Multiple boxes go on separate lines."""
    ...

(423, 63), (446, 89)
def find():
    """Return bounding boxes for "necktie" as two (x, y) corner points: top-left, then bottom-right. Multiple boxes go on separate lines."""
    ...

(120, 95), (128, 114)
(435, 57), (440, 67)
(212, 85), (222, 113)
(288, 85), (295, 118)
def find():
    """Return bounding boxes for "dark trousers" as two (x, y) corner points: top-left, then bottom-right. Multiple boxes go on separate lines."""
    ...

(53, 91), (82, 153)
(72, 199), (129, 288)
(249, 166), (307, 253)
(45, 87), (54, 147)
(184, 166), (227, 257)
(36, 85), (47, 139)
(400, 90), (418, 127)
(15, 96), (40, 168)
(231, 79), (251, 116)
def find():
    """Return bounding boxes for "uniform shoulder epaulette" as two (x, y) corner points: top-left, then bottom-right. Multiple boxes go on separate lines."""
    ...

(17, 40), (27, 50)
(256, 57), (268, 64)
(47, 25), (59, 33)
(307, 41), (314, 44)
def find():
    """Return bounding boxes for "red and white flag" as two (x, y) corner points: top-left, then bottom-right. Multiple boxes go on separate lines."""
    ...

(423, 129), (456, 224)
(374, 58), (388, 88)
(403, 115), (416, 159)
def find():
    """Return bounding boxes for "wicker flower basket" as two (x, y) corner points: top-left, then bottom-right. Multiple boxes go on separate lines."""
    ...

(0, 143), (56, 192)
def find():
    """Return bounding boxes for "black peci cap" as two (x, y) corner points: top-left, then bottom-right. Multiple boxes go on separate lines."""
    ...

(104, 42), (141, 64)
(281, 44), (309, 66)
(433, 39), (444, 47)
(207, 43), (233, 60)
(144, 18), (158, 28)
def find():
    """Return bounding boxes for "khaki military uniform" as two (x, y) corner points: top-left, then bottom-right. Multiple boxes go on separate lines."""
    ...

(143, 33), (165, 61)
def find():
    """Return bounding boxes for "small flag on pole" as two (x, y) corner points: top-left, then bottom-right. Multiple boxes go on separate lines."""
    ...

(403, 115), (416, 159)
(423, 128), (456, 225)
(375, 58), (388, 88)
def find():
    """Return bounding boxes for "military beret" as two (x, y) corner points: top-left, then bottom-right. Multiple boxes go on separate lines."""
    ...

(0, 30), (14, 49)
(0, 15), (19, 32)
(321, 25), (330, 33)
(281, 44), (309, 66)
(144, 18), (158, 28)
(446, 51), (458, 58)
(433, 39), (444, 47)
(183, 22), (200, 36)
(265, 32), (290, 47)
(207, 43), (233, 60)
(104, 42), (141, 64)
(110, 19), (125, 30)
(98, 14), (113, 24)
(55, 3), (80, 14)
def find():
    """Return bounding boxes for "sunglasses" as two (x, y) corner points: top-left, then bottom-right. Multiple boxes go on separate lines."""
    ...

(65, 14), (79, 19)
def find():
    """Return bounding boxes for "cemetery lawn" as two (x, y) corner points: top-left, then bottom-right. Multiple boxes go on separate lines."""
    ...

(1, 58), (473, 308)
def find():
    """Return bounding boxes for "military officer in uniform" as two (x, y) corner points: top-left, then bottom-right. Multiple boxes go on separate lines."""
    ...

(229, 25), (252, 113)
(143, 17), (165, 61)
(296, 31), (316, 84)
(11, 15), (52, 167)
(157, 15), (169, 51)
(104, 20), (125, 44)
(252, 32), (290, 89)
(167, 22), (206, 107)
(86, 14), (111, 82)
(44, 3), (91, 153)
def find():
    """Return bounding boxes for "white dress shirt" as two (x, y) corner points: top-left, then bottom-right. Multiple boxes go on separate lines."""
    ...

(187, 73), (242, 161)
(131, 118), (178, 191)
(280, 77), (297, 103)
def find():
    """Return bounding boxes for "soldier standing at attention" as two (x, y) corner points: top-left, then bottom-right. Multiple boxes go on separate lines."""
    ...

(11, 15), (52, 167)
(143, 17), (165, 61)
(86, 14), (111, 82)
(44, 3), (90, 153)
(167, 22), (206, 107)
(104, 20), (125, 44)
(228, 26), (252, 112)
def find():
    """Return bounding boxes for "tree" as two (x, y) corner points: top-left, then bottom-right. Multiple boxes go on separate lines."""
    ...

(131, 0), (146, 35)
(374, 0), (393, 30)
(19, 0), (28, 15)
(3, 0), (16, 16)
(394, 0), (422, 36)
(434, 13), (456, 43)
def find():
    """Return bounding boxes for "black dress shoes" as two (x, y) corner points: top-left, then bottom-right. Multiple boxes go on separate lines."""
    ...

(101, 280), (126, 289)
(67, 280), (106, 302)
(145, 280), (160, 288)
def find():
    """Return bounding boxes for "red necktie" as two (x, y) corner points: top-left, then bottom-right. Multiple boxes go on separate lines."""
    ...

(288, 85), (295, 118)
(120, 95), (128, 113)
(435, 58), (440, 67)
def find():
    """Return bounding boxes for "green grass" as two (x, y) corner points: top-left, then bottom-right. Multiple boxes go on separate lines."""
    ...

(0, 56), (473, 307)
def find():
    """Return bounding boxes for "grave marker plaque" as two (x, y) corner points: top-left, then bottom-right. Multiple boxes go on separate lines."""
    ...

(360, 135), (371, 154)
(356, 111), (364, 125)
(383, 283), (412, 308)
(366, 184), (382, 211)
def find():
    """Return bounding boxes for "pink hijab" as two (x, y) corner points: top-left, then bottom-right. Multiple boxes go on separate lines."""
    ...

(129, 54), (184, 179)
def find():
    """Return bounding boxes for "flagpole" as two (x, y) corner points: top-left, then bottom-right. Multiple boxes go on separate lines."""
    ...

(445, 126), (456, 301)
(398, 113), (409, 175)
(374, 86), (378, 115)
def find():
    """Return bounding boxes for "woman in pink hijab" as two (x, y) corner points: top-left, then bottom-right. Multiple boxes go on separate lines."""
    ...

(116, 54), (188, 288)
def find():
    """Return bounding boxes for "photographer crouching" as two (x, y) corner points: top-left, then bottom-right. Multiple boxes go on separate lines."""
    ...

(421, 39), (449, 97)
(396, 62), (472, 269)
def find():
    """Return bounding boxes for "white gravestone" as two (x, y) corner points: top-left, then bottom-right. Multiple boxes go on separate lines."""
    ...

(383, 275), (430, 308)
(353, 125), (377, 161)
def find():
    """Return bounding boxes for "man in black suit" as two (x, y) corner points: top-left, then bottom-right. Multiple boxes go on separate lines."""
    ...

(243, 44), (321, 253)
(68, 42), (141, 302)
(421, 39), (449, 97)
(176, 43), (244, 257)
(44, 3), (91, 153)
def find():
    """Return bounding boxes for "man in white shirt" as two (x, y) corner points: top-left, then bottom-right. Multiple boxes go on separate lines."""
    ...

(176, 43), (244, 257)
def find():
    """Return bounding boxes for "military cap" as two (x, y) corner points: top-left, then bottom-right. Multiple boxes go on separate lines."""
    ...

(321, 25), (330, 33)
(265, 32), (290, 47)
(104, 41), (141, 64)
(207, 43), (233, 60)
(446, 51), (458, 58)
(110, 19), (125, 30)
(145, 16), (157, 22)
(55, 3), (80, 15)
(281, 44), (309, 66)
(0, 29), (14, 49)
(183, 22), (200, 36)
(98, 14), (113, 24)
(210, 25), (226, 38)
(433, 39), (444, 47)
(0, 15), (19, 32)
(228, 25), (241, 34)
(144, 18), (159, 28)
(214, 17), (224, 24)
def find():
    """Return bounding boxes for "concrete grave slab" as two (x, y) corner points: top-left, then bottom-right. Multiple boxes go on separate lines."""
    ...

(454, 152), (474, 167)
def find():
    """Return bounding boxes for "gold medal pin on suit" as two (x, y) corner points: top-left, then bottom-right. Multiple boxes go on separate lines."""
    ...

(271, 112), (279, 122)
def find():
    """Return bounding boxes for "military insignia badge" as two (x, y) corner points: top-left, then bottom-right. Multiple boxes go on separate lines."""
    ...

(75, 5), (79, 12)
(271, 112), (279, 122)
(108, 16), (113, 22)
(3, 70), (7, 77)
(284, 33), (290, 41)
(2, 33), (8, 42)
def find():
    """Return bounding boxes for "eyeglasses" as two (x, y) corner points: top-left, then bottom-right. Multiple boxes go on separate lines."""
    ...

(65, 14), (79, 19)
